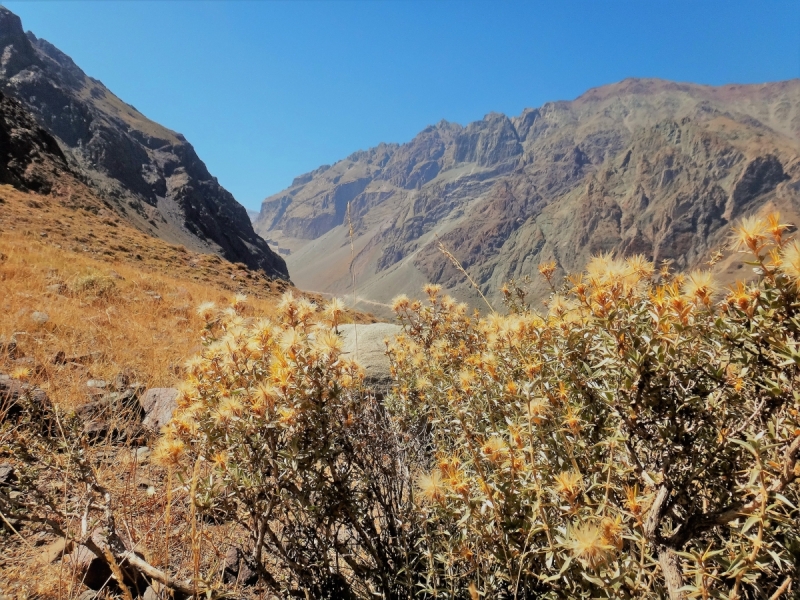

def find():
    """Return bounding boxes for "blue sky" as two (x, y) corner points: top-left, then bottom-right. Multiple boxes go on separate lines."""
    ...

(4, 1), (800, 211)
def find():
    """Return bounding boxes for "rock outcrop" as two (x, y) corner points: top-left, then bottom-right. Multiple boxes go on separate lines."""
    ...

(255, 79), (800, 312)
(0, 7), (288, 280)
(337, 323), (401, 393)
(0, 89), (68, 193)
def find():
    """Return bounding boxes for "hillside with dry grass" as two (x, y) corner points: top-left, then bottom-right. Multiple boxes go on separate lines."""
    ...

(0, 176), (379, 598)
(0, 179), (376, 407)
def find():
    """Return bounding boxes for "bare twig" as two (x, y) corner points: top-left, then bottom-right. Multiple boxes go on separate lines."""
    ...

(435, 234), (495, 313)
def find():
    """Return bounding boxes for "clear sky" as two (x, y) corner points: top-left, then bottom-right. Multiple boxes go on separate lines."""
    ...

(3, 1), (800, 211)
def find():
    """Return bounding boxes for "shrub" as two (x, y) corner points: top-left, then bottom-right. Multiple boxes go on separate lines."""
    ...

(155, 293), (419, 598)
(388, 214), (800, 599)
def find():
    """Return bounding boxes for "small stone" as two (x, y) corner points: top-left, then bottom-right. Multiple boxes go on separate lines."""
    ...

(83, 420), (110, 439)
(223, 546), (259, 586)
(141, 587), (157, 600)
(133, 446), (151, 462)
(0, 337), (18, 358)
(86, 379), (108, 389)
(37, 537), (71, 564)
(140, 388), (179, 431)
(0, 464), (16, 486)
(30, 311), (49, 325)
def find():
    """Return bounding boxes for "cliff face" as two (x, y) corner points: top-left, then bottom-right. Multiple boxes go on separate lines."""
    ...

(0, 89), (69, 193)
(255, 79), (800, 311)
(0, 7), (288, 280)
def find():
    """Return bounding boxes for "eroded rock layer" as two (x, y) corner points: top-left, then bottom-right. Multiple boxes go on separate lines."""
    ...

(255, 79), (800, 311)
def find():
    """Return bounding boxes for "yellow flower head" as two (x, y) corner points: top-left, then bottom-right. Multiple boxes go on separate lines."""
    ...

(231, 293), (248, 309)
(211, 450), (229, 469)
(313, 328), (343, 359)
(458, 368), (476, 391)
(767, 212), (790, 245)
(481, 436), (507, 462)
(553, 470), (582, 502)
(779, 239), (800, 285)
(538, 260), (557, 282)
(528, 397), (550, 425)
(567, 522), (614, 569)
(683, 270), (716, 305)
(214, 395), (244, 424)
(251, 384), (278, 414)
(10, 366), (31, 381)
(279, 327), (303, 353)
(391, 294), (410, 312)
(323, 297), (345, 326)
(296, 298), (317, 323)
(416, 470), (446, 504)
(600, 515), (624, 550)
(625, 254), (654, 281)
(183, 355), (205, 376)
(152, 436), (186, 468)
(423, 283), (442, 299)
(733, 215), (769, 254)
(196, 301), (216, 320)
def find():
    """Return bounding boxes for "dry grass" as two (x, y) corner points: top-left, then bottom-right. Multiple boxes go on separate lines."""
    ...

(0, 183), (375, 409)
(0, 182), (377, 598)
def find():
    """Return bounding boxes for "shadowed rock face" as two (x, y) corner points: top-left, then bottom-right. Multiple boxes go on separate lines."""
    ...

(0, 7), (288, 280)
(0, 89), (68, 193)
(255, 79), (800, 313)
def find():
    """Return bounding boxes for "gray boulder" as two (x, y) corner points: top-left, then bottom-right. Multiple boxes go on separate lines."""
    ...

(140, 388), (179, 431)
(337, 323), (401, 393)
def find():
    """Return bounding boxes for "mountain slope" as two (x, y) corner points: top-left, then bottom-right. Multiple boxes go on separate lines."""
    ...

(0, 7), (288, 280)
(255, 78), (800, 311)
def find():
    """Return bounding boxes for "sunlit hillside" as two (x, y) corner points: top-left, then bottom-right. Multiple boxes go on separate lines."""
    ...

(0, 182), (374, 411)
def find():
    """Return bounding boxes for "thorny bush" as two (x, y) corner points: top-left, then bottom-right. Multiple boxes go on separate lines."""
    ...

(154, 293), (419, 599)
(388, 213), (800, 599)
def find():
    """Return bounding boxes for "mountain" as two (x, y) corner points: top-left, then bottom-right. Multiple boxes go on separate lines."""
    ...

(254, 78), (800, 312)
(0, 7), (288, 280)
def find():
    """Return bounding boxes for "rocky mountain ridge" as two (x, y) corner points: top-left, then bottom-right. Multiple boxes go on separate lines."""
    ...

(255, 78), (800, 311)
(0, 7), (288, 280)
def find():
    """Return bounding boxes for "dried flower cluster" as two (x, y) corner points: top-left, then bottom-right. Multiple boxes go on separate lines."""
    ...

(388, 214), (800, 599)
(155, 292), (417, 598)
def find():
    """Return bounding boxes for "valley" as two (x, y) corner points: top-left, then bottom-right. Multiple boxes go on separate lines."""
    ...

(255, 79), (800, 315)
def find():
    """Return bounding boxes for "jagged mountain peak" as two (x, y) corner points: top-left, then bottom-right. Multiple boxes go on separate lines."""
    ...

(255, 79), (800, 315)
(0, 6), (288, 279)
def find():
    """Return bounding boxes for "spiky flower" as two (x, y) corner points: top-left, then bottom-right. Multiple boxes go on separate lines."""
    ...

(416, 470), (446, 504)
(196, 301), (216, 320)
(481, 436), (507, 463)
(733, 215), (769, 254)
(538, 260), (557, 283)
(684, 270), (716, 306)
(553, 470), (582, 503)
(567, 522), (614, 569)
(313, 328), (343, 359)
(391, 294), (410, 312)
(152, 436), (186, 468)
(10, 366), (31, 381)
(779, 240), (800, 286)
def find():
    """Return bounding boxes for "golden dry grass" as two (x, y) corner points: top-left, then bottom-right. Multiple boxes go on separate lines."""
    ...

(0, 183), (375, 410)
(0, 182), (377, 598)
